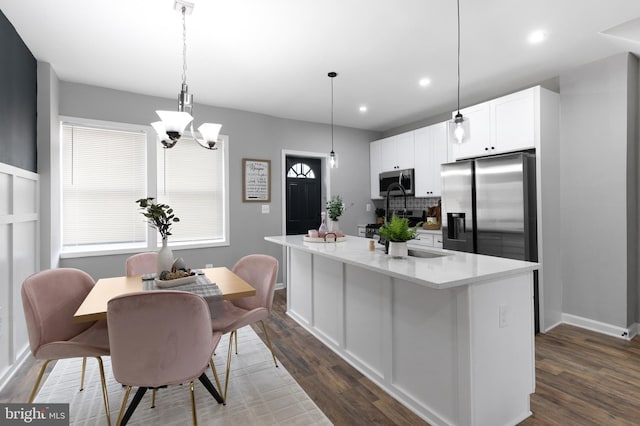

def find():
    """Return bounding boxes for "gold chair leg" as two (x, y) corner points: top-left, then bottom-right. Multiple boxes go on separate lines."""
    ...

(117, 386), (132, 426)
(80, 357), (87, 391)
(223, 330), (235, 401)
(28, 359), (52, 403)
(151, 388), (157, 408)
(190, 381), (198, 426)
(209, 358), (224, 404)
(95, 357), (112, 426)
(234, 329), (238, 354)
(260, 320), (278, 368)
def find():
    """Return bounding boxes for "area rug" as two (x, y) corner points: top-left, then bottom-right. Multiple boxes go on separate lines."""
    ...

(34, 325), (331, 425)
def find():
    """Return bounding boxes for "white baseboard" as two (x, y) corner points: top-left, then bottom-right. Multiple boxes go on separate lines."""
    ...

(561, 313), (634, 340)
(275, 282), (285, 290)
(0, 346), (30, 395)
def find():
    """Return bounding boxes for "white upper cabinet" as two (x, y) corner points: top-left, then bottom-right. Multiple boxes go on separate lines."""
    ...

(370, 139), (383, 199)
(493, 89), (535, 152)
(414, 121), (448, 197)
(380, 132), (415, 171)
(451, 87), (537, 160)
(451, 102), (492, 159)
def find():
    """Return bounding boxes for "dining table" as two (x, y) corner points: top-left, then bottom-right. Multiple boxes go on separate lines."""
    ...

(73, 266), (256, 323)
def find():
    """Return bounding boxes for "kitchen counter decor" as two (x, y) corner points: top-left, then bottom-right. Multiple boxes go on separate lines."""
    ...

(379, 213), (420, 257)
(326, 195), (345, 235)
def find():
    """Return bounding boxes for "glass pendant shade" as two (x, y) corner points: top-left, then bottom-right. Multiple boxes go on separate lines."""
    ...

(329, 150), (338, 168)
(155, 110), (193, 140)
(151, 121), (178, 149)
(448, 112), (469, 144)
(197, 123), (222, 149)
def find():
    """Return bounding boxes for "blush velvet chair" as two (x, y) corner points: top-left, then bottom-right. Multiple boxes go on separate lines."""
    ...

(107, 291), (224, 426)
(21, 268), (112, 425)
(211, 254), (279, 400)
(125, 252), (157, 276)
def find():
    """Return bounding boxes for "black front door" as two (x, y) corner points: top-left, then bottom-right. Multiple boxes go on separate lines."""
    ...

(285, 156), (322, 235)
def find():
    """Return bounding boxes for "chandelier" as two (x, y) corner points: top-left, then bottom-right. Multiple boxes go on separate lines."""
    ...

(152, 0), (222, 150)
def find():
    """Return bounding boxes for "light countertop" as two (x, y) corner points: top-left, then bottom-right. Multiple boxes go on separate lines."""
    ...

(265, 235), (539, 290)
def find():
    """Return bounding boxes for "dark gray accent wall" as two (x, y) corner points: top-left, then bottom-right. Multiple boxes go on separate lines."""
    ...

(0, 10), (36, 171)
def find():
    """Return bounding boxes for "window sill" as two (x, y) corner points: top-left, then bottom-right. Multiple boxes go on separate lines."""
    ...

(60, 239), (230, 259)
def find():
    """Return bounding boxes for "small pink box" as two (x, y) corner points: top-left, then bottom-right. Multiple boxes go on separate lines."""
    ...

(308, 230), (319, 238)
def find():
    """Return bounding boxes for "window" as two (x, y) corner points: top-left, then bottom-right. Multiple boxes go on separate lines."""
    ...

(61, 119), (229, 256)
(157, 137), (227, 244)
(62, 123), (147, 250)
(287, 162), (316, 178)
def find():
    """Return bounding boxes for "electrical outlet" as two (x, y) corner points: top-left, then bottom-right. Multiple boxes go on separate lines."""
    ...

(366, 203), (371, 212)
(499, 304), (508, 328)
(262, 205), (270, 214)
(205, 264), (213, 269)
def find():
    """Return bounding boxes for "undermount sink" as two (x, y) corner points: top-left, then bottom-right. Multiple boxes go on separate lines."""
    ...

(407, 249), (448, 259)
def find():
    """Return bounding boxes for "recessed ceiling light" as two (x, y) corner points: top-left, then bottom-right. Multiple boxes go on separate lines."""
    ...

(419, 78), (431, 87)
(528, 30), (547, 44)
(359, 105), (368, 113)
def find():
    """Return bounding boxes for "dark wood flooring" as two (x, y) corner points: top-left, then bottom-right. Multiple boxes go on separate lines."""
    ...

(3, 289), (640, 425)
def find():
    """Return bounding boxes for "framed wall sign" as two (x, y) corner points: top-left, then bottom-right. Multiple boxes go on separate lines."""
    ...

(243, 159), (271, 202)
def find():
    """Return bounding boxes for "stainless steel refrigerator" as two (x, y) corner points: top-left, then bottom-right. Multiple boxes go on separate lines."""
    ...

(441, 151), (539, 329)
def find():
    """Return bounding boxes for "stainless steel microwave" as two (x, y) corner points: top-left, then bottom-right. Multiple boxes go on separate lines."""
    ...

(379, 168), (414, 196)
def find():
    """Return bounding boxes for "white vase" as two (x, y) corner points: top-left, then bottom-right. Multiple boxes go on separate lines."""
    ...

(330, 220), (340, 235)
(157, 238), (174, 277)
(388, 241), (408, 258)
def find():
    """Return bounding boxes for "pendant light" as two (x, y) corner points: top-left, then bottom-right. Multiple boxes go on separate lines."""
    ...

(328, 71), (338, 169)
(152, 0), (222, 150)
(448, 0), (469, 144)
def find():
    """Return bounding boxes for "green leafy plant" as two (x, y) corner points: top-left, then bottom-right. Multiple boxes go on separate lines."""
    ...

(379, 213), (420, 242)
(136, 197), (180, 240)
(375, 207), (385, 218)
(326, 195), (344, 221)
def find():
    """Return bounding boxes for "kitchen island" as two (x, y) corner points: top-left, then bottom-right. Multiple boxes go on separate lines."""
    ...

(265, 235), (539, 426)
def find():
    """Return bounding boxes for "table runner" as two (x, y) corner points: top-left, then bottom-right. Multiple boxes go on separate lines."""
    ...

(142, 274), (223, 318)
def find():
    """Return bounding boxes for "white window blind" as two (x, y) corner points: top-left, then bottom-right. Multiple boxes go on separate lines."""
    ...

(62, 124), (147, 248)
(156, 137), (226, 243)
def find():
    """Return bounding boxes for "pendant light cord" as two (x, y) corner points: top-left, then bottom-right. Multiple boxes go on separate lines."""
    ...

(331, 76), (334, 151)
(456, 0), (461, 114)
(181, 6), (188, 86)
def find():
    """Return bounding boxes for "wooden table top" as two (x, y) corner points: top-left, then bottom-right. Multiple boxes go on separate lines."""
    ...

(73, 267), (256, 323)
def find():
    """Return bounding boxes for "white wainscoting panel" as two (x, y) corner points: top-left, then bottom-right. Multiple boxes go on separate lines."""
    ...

(344, 265), (387, 378)
(288, 249), (313, 326)
(392, 278), (458, 425)
(0, 162), (39, 391)
(312, 256), (343, 346)
(0, 224), (10, 373)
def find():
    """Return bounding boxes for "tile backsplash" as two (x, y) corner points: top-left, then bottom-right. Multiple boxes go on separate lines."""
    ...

(373, 197), (441, 216)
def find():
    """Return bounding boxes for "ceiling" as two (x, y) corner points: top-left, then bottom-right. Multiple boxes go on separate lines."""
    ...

(2, 0), (640, 132)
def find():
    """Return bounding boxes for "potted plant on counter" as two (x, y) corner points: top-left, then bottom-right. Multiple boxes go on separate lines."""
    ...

(326, 195), (345, 235)
(375, 207), (385, 224)
(379, 213), (420, 258)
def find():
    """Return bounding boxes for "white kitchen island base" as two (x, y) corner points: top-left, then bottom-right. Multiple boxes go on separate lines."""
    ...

(267, 236), (537, 426)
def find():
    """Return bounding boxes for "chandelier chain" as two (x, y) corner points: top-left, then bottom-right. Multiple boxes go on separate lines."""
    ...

(181, 6), (188, 85)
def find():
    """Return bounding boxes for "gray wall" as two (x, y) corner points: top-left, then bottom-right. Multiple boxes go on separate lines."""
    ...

(53, 81), (379, 281)
(559, 53), (639, 327)
(0, 10), (36, 171)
